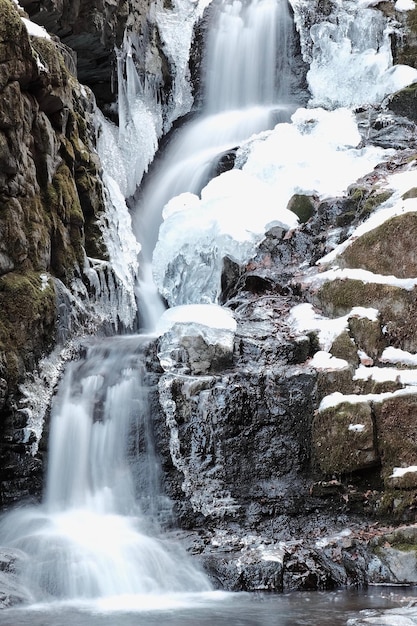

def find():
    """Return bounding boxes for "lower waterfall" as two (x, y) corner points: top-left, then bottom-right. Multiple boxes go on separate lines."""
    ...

(0, 337), (211, 602)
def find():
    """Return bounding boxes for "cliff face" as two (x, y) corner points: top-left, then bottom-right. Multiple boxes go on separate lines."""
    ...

(0, 0), (117, 503)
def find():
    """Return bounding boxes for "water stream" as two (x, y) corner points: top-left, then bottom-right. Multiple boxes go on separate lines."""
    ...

(0, 337), (210, 601)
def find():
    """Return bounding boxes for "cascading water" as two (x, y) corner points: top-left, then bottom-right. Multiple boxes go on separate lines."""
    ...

(1, 0), (300, 605)
(134, 0), (301, 329)
(0, 338), (210, 602)
(3, 0), (416, 618)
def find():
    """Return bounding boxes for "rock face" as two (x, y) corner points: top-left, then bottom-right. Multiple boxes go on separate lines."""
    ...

(0, 0), (114, 504)
(18, 0), (148, 107)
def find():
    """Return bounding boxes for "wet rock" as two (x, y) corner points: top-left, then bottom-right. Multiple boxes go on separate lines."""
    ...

(387, 83), (417, 123)
(0, 549), (32, 606)
(370, 525), (417, 584)
(286, 193), (317, 223)
(157, 321), (235, 375)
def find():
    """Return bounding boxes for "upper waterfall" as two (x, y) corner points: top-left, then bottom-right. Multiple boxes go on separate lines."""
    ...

(134, 0), (301, 328)
(203, 0), (293, 112)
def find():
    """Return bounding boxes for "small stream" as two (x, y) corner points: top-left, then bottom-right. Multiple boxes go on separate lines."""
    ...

(0, 587), (415, 625)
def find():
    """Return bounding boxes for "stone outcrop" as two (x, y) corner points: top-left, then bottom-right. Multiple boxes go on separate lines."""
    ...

(0, 0), (111, 504)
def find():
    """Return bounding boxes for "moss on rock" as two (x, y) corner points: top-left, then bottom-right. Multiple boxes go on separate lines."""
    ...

(339, 213), (417, 278)
(348, 316), (387, 362)
(375, 394), (417, 489)
(329, 330), (358, 367)
(0, 271), (56, 386)
(312, 400), (378, 475)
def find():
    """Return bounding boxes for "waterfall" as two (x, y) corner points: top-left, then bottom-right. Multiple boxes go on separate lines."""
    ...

(3, 0), (416, 611)
(0, 338), (210, 601)
(134, 0), (300, 329)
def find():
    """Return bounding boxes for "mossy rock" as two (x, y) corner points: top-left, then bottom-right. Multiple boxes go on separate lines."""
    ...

(339, 212), (417, 278)
(375, 394), (417, 488)
(402, 188), (417, 200)
(393, 7), (417, 69)
(286, 194), (315, 224)
(316, 279), (417, 352)
(316, 279), (410, 318)
(329, 330), (358, 367)
(0, 271), (56, 386)
(312, 400), (378, 475)
(0, 0), (36, 90)
(388, 83), (417, 123)
(316, 368), (357, 402)
(348, 316), (387, 361)
(336, 187), (392, 227)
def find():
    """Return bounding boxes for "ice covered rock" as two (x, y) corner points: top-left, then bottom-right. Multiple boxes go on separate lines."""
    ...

(156, 304), (236, 374)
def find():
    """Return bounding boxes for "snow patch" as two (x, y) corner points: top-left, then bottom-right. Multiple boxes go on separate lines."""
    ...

(306, 267), (417, 291)
(155, 303), (236, 336)
(319, 387), (417, 412)
(381, 347), (417, 366)
(390, 466), (417, 478)
(289, 303), (378, 351)
(395, 0), (416, 11)
(21, 17), (51, 40)
(354, 365), (417, 386)
(348, 424), (366, 432)
(309, 351), (349, 371)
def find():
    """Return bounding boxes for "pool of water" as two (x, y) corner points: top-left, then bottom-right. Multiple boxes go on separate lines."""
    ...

(0, 587), (415, 626)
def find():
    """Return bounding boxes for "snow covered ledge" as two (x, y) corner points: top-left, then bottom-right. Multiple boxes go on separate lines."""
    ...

(155, 304), (237, 375)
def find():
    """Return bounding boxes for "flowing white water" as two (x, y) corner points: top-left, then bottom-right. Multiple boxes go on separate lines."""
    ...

(1, 0), (298, 604)
(0, 338), (210, 601)
(134, 0), (299, 329)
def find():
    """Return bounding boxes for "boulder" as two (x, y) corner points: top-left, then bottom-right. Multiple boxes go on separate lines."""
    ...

(338, 212), (417, 279)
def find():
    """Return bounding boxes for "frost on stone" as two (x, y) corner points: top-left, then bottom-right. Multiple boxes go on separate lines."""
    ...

(158, 373), (240, 517)
(153, 0), (213, 129)
(95, 112), (141, 330)
(116, 38), (164, 196)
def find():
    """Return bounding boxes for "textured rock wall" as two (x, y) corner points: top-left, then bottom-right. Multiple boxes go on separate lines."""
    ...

(0, 0), (111, 504)
(20, 0), (168, 108)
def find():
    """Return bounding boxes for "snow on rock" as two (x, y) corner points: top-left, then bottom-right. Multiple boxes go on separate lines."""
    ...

(156, 304), (236, 374)
(318, 177), (417, 267)
(391, 466), (417, 478)
(305, 267), (417, 291)
(353, 365), (417, 386)
(381, 347), (417, 366)
(308, 350), (349, 371)
(153, 107), (390, 309)
(238, 108), (390, 201)
(21, 17), (51, 40)
(289, 302), (378, 352)
(395, 0), (416, 11)
(318, 387), (417, 412)
(153, 169), (298, 307)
